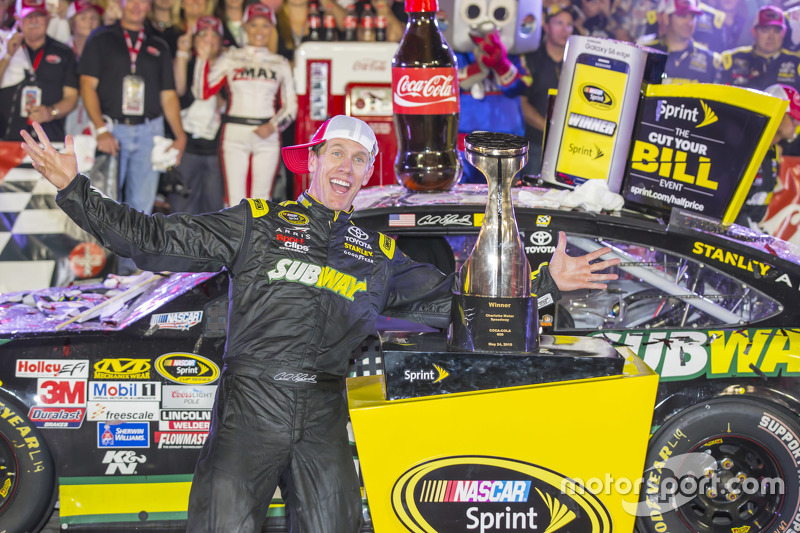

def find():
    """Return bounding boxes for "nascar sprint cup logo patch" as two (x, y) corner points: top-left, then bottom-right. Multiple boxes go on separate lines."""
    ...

(392, 456), (610, 533)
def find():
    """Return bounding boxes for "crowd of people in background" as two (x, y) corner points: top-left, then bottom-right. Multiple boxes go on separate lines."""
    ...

(0, 0), (798, 232)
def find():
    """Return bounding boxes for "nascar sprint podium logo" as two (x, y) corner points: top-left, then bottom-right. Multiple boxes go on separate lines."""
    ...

(391, 456), (610, 533)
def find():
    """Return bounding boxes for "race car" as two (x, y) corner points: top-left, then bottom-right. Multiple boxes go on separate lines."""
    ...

(2, 182), (799, 533)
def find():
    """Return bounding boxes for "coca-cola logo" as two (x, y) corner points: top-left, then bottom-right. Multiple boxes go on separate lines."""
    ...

(396, 74), (454, 100)
(353, 59), (387, 71)
(392, 67), (459, 114)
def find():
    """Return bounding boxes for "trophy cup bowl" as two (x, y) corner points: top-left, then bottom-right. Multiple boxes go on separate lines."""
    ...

(449, 132), (539, 353)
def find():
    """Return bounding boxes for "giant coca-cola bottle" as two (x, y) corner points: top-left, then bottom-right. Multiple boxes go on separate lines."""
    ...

(392, 0), (461, 191)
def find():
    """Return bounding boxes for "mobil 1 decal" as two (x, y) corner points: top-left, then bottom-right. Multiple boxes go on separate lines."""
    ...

(623, 97), (769, 219)
(392, 456), (610, 533)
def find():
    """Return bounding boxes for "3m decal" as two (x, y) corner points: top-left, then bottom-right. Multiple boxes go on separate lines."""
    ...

(93, 359), (151, 380)
(36, 379), (86, 407)
(392, 456), (610, 533)
(155, 353), (220, 385)
(267, 259), (367, 301)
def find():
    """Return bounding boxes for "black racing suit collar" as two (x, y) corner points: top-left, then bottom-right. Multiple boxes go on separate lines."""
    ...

(297, 191), (354, 224)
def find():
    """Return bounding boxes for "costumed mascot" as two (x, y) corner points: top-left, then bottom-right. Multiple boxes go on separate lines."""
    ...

(439, 0), (542, 182)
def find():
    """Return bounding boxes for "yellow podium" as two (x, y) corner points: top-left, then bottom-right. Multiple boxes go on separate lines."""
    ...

(347, 348), (658, 533)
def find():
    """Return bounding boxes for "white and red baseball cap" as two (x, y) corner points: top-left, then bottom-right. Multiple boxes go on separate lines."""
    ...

(66, 0), (103, 19)
(765, 84), (800, 121)
(243, 3), (276, 24)
(194, 15), (223, 35)
(657, 0), (702, 16)
(16, 0), (47, 18)
(282, 115), (379, 174)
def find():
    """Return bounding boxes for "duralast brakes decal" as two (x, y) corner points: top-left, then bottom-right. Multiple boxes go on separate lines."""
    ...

(691, 242), (772, 277)
(278, 210), (309, 225)
(0, 398), (44, 469)
(267, 259), (367, 301)
(155, 353), (220, 385)
(392, 456), (610, 533)
(592, 329), (800, 381)
(93, 359), (151, 380)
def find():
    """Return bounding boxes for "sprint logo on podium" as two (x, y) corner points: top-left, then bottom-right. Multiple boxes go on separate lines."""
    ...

(403, 364), (449, 384)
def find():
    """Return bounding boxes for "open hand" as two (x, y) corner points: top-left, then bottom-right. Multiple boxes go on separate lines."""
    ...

(548, 231), (620, 291)
(20, 121), (78, 190)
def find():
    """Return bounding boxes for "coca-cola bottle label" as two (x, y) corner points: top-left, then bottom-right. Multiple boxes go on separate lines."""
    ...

(392, 67), (459, 115)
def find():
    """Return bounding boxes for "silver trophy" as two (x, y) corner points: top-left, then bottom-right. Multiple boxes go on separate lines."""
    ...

(449, 132), (539, 353)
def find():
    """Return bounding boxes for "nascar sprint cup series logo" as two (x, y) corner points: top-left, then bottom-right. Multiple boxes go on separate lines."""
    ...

(392, 456), (610, 533)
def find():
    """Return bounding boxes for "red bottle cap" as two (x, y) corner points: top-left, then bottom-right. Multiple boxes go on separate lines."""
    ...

(405, 0), (437, 12)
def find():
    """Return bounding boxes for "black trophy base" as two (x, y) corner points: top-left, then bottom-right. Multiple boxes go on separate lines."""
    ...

(449, 293), (539, 353)
(381, 332), (624, 400)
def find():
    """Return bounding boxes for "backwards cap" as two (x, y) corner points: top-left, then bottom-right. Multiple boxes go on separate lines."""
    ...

(243, 3), (276, 24)
(281, 115), (379, 174)
(16, 0), (47, 18)
(764, 84), (800, 121)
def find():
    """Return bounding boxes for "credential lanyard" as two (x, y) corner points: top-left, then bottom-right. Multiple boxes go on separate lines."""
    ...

(123, 30), (144, 75)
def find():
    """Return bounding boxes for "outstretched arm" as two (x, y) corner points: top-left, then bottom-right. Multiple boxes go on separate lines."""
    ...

(20, 121), (77, 189)
(548, 231), (620, 291)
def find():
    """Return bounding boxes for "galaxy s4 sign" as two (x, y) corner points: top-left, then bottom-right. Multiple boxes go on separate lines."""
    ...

(392, 456), (610, 533)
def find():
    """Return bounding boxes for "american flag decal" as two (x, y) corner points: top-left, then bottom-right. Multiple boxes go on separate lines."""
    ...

(389, 213), (415, 227)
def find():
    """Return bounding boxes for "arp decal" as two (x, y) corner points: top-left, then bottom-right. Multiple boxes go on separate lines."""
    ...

(392, 456), (610, 533)
(278, 210), (309, 225)
(592, 329), (800, 381)
(155, 353), (220, 385)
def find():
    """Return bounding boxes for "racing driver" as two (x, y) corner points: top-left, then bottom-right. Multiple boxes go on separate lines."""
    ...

(20, 115), (619, 532)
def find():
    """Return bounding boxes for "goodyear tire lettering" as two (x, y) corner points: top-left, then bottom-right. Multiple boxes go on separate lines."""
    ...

(0, 394), (56, 532)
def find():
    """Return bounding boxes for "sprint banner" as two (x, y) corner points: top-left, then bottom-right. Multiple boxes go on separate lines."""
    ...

(622, 84), (786, 224)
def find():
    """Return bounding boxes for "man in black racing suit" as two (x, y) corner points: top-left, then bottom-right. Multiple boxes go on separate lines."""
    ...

(21, 115), (619, 533)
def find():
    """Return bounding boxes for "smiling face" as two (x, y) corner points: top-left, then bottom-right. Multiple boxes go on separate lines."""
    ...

(307, 139), (375, 212)
(244, 15), (273, 47)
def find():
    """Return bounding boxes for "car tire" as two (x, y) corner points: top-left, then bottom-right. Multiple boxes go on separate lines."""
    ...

(0, 392), (57, 533)
(636, 396), (800, 533)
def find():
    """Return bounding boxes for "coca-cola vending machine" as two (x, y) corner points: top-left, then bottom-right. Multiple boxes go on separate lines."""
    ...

(293, 41), (399, 192)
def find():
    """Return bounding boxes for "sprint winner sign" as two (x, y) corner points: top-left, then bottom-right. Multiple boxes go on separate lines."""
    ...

(622, 84), (785, 223)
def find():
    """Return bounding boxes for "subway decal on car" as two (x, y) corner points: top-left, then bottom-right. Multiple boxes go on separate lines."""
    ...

(591, 329), (800, 381)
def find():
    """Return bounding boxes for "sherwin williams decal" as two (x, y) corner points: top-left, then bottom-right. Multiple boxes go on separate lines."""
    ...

(155, 353), (220, 385)
(392, 456), (610, 533)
